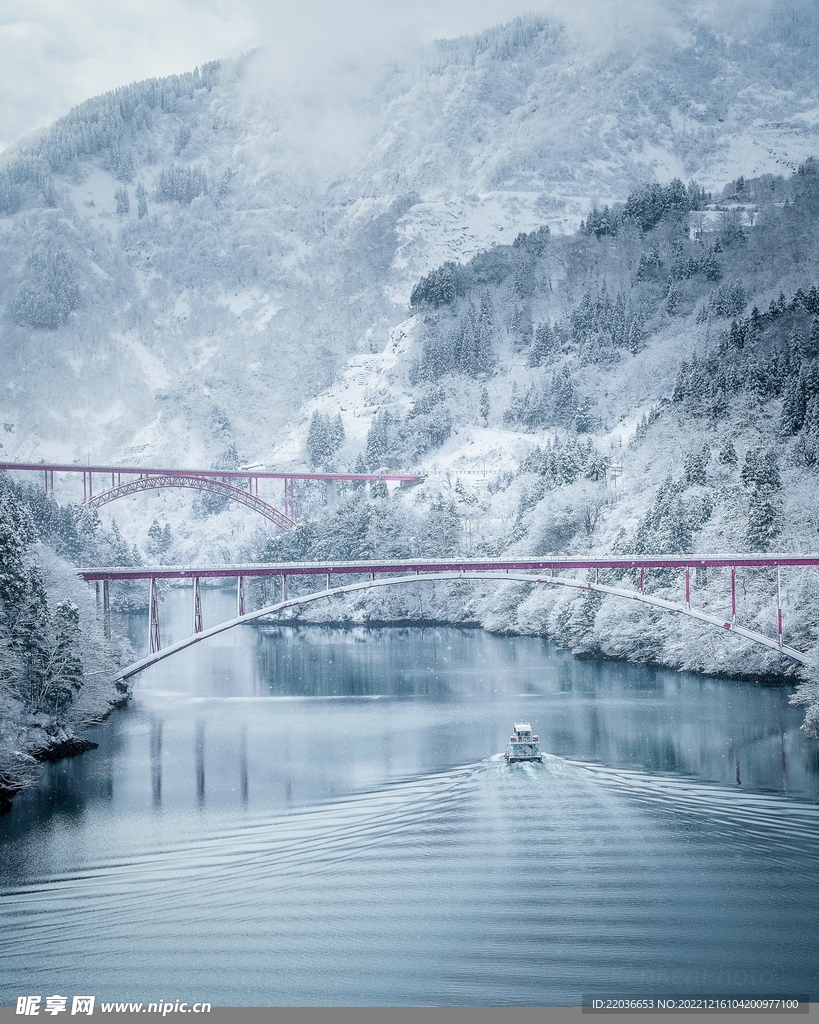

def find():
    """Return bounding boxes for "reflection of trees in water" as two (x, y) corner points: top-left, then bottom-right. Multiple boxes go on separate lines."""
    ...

(4, 628), (817, 854)
(254, 625), (482, 699)
(248, 624), (817, 792)
(1, 719), (118, 847)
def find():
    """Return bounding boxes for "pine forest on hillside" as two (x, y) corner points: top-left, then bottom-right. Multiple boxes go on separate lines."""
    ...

(4, 7), (819, 797)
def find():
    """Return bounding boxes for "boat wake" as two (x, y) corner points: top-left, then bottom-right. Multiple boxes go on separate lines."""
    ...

(2, 756), (818, 1005)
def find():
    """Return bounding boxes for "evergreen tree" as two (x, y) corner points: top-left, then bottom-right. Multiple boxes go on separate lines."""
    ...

(789, 325), (804, 374)
(551, 367), (578, 426)
(510, 304), (532, 345)
(0, 490), (36, 610)
(718, 441), (738, 466)
(307, 411), (345, 469)
(665, 280), (679, 315)
(14, 249), (81, 329)
(370, 476), (388, 500)
(147, 519), (172, 556)
(793, 396), (819, 468)
(115, 185), (130, 215)
(740, 447), (781, 490)
(684, 445), (711, 485)
(422, 496), (461, 556)
(780, 376), (807, 435)
(474, 291), (496, 372)
(746, 490), (782, 551)
(574, 398), (594, 433)
(479, 387), (490, 423)
(740, 446), (782, 550)
(0, 489), (86, 718)
(410, 262), (459, 308)
(313, 494), (373, 561)
(417, 296), (496, 380)
(46, 601), (84, 713)
(136, 181), (148, 219)
(632, 477), (693, 554)
(351, 453), (368, 491)
(365, 410), (400, 470)
(528, 322), (556, 366)
(155, 164), (208, 204)
(148, 519), (163, 550)
(174, 124), (192, 155)
(329, 414), (345, 457)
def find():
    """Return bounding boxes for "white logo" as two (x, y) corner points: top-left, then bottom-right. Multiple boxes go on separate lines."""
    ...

(70, 998), (95, 1016)
(16, 997), (41, 1016)
(44, 997), (68, 1016)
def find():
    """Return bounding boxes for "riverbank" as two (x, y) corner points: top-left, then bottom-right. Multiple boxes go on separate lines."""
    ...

(279, 583), (814, 719)
(0, 684), (130, 813)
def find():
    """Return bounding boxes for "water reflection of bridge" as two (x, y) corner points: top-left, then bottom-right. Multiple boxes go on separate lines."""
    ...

(77, 554), (818, 678)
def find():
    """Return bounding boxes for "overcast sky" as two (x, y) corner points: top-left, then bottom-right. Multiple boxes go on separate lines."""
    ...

(0, 0), (540, 152)
(0, 0), (774, 153)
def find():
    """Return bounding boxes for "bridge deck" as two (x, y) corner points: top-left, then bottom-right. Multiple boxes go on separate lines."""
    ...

(0, 461), (423, 483)
(78, 554), (819, 581)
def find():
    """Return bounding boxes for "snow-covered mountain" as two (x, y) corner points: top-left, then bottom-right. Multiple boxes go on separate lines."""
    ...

(3, 5), (819, 471)
(5, 3), (819, 728)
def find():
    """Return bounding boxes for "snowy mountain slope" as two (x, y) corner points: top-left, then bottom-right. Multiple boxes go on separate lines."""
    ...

(4, 7), (819, 476)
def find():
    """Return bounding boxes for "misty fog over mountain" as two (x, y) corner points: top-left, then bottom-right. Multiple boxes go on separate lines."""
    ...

(3, 0), (819, 793)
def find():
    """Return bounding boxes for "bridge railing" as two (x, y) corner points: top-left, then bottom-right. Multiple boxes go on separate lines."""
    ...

(0, 462), (424, 529)
(78, 555), (819, 670)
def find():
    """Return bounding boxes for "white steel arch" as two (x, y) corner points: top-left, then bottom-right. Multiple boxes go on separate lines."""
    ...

(110, 571), (809, 683)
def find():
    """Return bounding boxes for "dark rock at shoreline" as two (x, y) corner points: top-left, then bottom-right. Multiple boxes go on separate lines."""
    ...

(32, 737), (99, 763)
(0, 786), (20, 815)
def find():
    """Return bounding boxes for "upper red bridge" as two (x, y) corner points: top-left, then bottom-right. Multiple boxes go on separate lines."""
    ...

(0, 461), (424, 530)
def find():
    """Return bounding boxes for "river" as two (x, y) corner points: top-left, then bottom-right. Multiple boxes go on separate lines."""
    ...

(1, 587), (818, 1006)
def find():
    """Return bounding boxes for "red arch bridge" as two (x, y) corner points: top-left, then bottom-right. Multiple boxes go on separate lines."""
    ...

(76, 554), (819, 682)
(0, 461), (423, 530)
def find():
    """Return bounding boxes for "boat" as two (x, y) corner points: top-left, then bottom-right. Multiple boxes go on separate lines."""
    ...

(505, 722), (543, 763)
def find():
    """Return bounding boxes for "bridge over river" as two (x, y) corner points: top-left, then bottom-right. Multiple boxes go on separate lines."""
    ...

(77, 554), (818, 680)
(0, 461), (423, 530)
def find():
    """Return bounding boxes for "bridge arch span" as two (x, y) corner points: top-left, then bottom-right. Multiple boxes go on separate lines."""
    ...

(87, 475), (295, 531)
(111, 570), (809, 683)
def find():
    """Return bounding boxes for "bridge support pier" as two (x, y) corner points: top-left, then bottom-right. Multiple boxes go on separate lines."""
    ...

(193, 577), (203, 634)
(237, 576), (245, 617)
(148, 578), (161, 654)
(281, 574), (288, 602)
(685, 567), (691, 609)
(731, 567), (736, 623)
(103, 579), (111, 640)
(283, 478), (296, 522)
(777, 565), (783, 648)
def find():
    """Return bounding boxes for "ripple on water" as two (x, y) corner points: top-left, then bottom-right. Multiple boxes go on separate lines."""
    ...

(1, 756), (818, 1005)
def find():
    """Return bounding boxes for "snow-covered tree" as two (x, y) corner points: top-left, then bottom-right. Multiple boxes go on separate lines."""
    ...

(307, 411), (345, 469)
(684, 445), (711, 485)
(479, 387), (490, 423)
(136, 181), (148, 218)
(13, 250), (80, 329)
(115, 185), (130, 215)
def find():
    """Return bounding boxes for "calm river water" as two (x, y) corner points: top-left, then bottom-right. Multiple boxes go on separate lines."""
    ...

(1, 587), (818, 1006)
